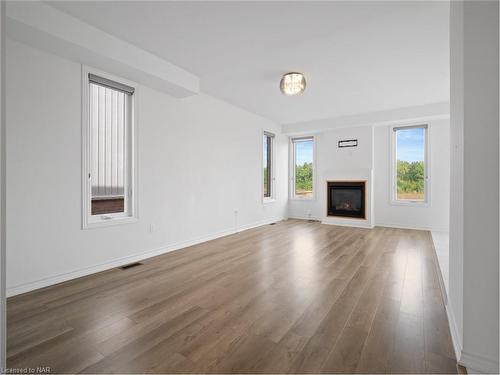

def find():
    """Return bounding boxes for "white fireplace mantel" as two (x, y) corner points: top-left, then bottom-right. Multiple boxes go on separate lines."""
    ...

(320, 168), (374, 228)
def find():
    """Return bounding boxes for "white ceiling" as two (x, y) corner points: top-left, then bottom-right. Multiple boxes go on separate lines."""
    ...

(47, 1), (450, 125)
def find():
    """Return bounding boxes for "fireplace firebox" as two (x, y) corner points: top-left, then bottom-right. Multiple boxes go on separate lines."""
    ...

(327, 181), (366, 219)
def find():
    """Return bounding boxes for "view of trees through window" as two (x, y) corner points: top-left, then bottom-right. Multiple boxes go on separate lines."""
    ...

(294, 138), (314, 198)
(395, 126), (426, 201)
(263, 133), (273, 198)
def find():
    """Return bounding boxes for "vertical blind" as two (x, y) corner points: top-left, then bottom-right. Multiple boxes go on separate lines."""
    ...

(89, 82), (128, 199)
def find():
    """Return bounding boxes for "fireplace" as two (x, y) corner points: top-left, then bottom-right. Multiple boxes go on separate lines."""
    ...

(327, 181), (366, 219)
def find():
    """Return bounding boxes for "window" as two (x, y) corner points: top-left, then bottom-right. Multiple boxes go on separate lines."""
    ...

(263, 131), (275, 200)
(291, 137), (314, 199)
(82, 70), (137, 227)
(391, 124), (428, 204)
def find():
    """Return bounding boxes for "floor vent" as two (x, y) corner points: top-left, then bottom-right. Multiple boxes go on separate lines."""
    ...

(119, 262), (143, 270)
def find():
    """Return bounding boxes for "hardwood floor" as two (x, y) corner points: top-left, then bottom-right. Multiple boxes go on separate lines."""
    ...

(7, 220), (459, 373)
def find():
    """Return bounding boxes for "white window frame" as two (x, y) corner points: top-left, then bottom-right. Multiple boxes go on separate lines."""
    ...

(81, 66), (138, 229)
(290, 136), (316, 200)
(390, 123), (430, 206)
(263, 131), (276, 203)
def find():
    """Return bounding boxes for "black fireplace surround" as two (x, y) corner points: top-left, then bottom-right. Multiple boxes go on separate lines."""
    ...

(327, 181), (366, 219)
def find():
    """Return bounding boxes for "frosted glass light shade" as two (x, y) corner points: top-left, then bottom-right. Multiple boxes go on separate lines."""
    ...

(280, 72), (306, 95)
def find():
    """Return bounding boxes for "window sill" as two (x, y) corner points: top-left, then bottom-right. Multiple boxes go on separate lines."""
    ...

(390, 200), (429, 208)
(289, 197), (316, 202)
(83, 216), (138, 230)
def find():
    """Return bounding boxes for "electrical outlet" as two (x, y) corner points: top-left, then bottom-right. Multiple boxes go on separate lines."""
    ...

(150, 223), (157, 233)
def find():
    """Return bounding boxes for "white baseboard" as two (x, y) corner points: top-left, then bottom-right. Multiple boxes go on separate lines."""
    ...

(422, 228), (498, 375)
(428, 229), (463, 368)
(375, 222), (448, 232)
(321, 220), (374, 229)
(287, 215), (321, 221)
(460, 351), (499, 374)
(288, 218), (446, 232)
(7, 216), (284, 297)
(429, 232), (448, 305)
(445, 302), (463, 363)
(236, 217), (283, 232)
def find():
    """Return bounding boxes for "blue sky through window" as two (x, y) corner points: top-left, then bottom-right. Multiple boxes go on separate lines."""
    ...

(295, 140), (313, 165)
(396, 128), (425, 162)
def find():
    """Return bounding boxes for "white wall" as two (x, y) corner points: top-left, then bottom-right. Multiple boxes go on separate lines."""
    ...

(318, 126), (374, 228)
(374, 119), (450, 231)
(0, 0), (6, 368)
(462, 2), (499, 370)
(449, 0), (464, 361)
(288, 126), (373, 221)
(6, 39), (288, 295)
(288, 121), (450, 232)
(319, 126), (374, 171)
(449, 1), (499, 373)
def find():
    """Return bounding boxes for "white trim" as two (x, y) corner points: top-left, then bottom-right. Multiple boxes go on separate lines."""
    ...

(428, 232), (462, 364)
(389, 123), (430, 206)
(375, 222), (448, 232)
(431, 230), (449, 301)
(81, 65), (139, 229)
(389, 200), (430, 207)
(321, 220), (374, 229)
(446, 303), (463, 363)
(289, 135), (316, 200)
(460, 351), (499, 374)
(7, 216), (285, 297)
(83, 216), (138, 230)
(288, 215), (321, 221)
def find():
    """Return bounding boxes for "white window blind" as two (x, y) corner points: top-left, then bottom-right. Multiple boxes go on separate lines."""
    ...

(89, 82), (128, 200)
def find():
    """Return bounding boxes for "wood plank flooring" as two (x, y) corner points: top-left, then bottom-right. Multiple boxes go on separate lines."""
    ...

(7, 220), (459, 373)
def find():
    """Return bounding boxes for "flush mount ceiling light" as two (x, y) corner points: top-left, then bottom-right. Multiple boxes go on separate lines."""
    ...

(280, 72), (306, 96)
